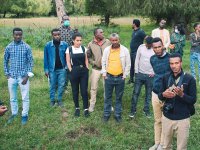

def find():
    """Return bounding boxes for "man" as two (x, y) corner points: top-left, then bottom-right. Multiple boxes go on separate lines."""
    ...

(4, 27), (34, 125)
(129, 36), (154, 118)
(149, 37), (171, 150)
(101, 33), (131, 123)
(87, 28), (111, 112)
(158, 53), (196, 150)
(190, 23), (200, 85)
(44, 28), (68, 107)
(59, 15), (76, 46)
(151, 19), (170, 51)
(129, 19), (146, 84)
(59, 15), (77, 92)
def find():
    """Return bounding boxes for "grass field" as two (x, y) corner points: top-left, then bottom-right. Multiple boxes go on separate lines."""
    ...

(0, 18), (199, 150)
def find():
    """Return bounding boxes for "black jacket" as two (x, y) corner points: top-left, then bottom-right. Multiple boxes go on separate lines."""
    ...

(158, 71), (197, 120)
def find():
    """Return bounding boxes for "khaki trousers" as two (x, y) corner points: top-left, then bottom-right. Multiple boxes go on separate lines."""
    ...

(162, 116), (190, 150)
(152, 91), (164, 145)
(89, 68), (103, 106)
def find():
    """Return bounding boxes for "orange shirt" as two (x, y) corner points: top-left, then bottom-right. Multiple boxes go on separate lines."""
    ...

(107, 48), (123, 75)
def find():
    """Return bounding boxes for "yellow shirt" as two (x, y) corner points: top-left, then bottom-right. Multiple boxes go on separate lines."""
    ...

(107, 48), (123, 75)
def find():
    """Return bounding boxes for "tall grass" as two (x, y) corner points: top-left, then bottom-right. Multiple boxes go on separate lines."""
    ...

(0, 24), (199, 150)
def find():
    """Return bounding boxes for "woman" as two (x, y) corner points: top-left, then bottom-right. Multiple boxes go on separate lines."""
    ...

(66, 33), (89, 117)
(169, 24), (186, 56)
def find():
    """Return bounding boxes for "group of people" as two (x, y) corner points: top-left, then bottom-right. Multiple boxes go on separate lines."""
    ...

(2, 16), (198, 150)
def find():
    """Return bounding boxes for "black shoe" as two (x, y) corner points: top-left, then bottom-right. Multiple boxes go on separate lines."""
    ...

(114, 116), (122, 123)
(129, 111), (136, 119)
(84, 109), (90, 117)
(57, 101), (64, 107)
(103, 115), (110, 122)
(50, 101), (55, 107)
(127, 80), (134, 84)
(74, 108), (80, 117)
(143, 111), (151, 118)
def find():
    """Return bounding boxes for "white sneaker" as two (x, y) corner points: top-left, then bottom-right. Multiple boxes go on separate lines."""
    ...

(157, 145), (163, 150)
(149, 144), (159, 150)
(89, 104), (95, 112)
(111, 106), (114, 112)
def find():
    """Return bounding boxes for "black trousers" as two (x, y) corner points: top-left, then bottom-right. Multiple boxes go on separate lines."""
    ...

(69, 66), (89, 109)
(130, 54), (136, 81)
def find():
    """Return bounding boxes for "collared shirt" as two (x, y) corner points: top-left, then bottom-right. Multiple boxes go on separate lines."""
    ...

(59, 26), (74, 46)
(134, 44), (154, 75)
(4, 41), (34, 79)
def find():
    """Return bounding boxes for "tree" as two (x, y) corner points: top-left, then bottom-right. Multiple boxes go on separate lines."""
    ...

(55, 0), (66, 23)
(85, 0), (133, 26)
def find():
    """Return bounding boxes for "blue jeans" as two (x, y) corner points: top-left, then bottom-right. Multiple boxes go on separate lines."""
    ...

(190, 52), (200, 80)
(104, 74), (125, 117)
(49, 69), (66, 102)
(130, 73), (153, 113)
(8, 77), (30, 117)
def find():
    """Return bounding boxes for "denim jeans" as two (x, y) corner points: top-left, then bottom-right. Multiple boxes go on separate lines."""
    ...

(130, 72), (153, 113)
(104, 74), (125, 117)
(49, 69), (66, 102)
(8, 77), (30, 117)
(190, 52), (200, 80)
(130, 54), (136, 81)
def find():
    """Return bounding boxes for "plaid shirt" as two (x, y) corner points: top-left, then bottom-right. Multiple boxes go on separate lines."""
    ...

(4, 41), (34, 79)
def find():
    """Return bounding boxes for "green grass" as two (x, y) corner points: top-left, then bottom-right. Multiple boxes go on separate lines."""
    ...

(0, 24), (200, 150)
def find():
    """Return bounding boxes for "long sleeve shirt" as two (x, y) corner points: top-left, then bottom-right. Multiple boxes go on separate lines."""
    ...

(190, 32), (200, 53)
(134, 44), (154, 75)
(158, 71), (196, 120)
(150, 53), (171, 94)
(152, 28), (170, 49)
(4, 41), (34, 79)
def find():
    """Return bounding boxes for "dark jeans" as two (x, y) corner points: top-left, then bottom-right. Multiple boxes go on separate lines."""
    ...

(130, 54), (136, 81)
(69, 66), (89, 109)
(130, 72), (153, 113)
(104, 74), (125, 117)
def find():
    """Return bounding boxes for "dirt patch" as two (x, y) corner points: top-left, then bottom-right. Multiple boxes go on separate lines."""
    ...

(66, 126), (100, 140)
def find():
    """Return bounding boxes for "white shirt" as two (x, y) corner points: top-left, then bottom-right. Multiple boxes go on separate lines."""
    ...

(135, 44), (155, 75)
(66, 46), (87, 54)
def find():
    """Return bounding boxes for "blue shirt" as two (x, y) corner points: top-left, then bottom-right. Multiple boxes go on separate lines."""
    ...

(44, 40), (68, 73)
(4, 41), (34, 79)
(130, 28), (146, 55)
(150, 53), (171, 94)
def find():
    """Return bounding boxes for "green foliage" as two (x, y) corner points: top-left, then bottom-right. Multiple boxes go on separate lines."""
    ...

(64, 0), (85, 15)
(0, 24), (200, 149)
(1, 0), (52, 17)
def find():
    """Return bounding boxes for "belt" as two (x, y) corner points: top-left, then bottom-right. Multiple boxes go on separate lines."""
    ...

(72, 65), (85, 68)
(107, 73), (123, 77)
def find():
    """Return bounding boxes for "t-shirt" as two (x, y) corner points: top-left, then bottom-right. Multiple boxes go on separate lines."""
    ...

(66, 46), (87, 54)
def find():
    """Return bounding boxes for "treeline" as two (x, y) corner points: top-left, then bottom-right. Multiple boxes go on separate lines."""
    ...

(0, 0), (85, 18)
(1, 0), (200, 27)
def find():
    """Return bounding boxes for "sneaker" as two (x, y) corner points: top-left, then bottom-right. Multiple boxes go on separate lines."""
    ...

(111, 106), (114, 112)
(114, 116), (122, 123)
(157, 145), (163, 150)
(149, 144), (159, 150)
(89, 104), (95, 112)
(103, 115), (110, 122)
(129, 111), (136, 118)
(74, 108), (80, 117)
(50, 101), (55, 107)
(7, 115), (17, 124)
(57, 101), (64, 107)
(144, 111), (151, 118)
(84, 109), (90, 117)
(21, 116), (28, 125)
